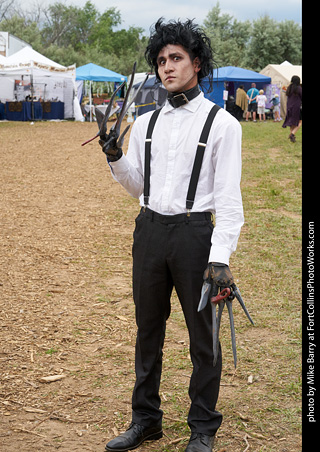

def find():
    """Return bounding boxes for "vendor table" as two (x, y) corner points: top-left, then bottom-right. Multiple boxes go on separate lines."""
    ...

(5, 101), (64, 121)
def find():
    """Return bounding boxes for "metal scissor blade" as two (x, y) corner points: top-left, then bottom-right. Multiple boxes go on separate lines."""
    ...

(113, 63), (137, 136)
(197, 282), (211, 312)
(81, 81), (125, 146)
(213, 301), (225, 367)
(116, 124), (131, 149)
(233, 285), (254, 325)
(113, 63), (149, 137)
(226, 300), (237, 368)
(211, 302), (217, 365)
(115, 74), (148, 135)
(99, 81), (125, 136)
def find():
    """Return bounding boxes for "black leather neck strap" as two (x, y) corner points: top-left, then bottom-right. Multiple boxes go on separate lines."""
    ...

(167, 85), (201, 108)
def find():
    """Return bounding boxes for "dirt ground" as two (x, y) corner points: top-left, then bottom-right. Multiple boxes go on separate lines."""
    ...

(0, 120), (301, 452)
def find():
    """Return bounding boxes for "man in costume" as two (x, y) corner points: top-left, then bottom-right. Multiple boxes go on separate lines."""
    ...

(103, 18), (244, 452)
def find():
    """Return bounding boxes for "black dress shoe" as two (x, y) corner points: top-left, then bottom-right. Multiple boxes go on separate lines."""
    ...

(185, 432), (215, 451)
(105, 422), (163, 451)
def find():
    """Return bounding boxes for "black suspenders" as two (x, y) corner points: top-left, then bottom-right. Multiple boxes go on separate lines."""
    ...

(144, 107), (162, 207)
(186, 104), (221, 210)
(143, 104), (221, 211)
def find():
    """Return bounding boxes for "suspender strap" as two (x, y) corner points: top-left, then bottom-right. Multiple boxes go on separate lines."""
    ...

(186, 104), (221, 211)
(144, 108), (162, 206)
(143, 103), (220, 211)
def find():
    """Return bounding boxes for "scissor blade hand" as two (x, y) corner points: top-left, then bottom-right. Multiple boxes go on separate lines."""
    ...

(213, 301), (224, 367)
(226, 300), (237, 368)
(100, 81), (125, 136)
(197, 282), (211, 312)
(233, 285), (254, 325)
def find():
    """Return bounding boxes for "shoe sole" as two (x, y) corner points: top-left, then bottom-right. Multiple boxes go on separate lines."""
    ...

(105, 431), (163, 452)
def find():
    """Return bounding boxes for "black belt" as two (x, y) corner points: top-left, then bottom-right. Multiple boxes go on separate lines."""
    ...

(141, 207), (212, 224)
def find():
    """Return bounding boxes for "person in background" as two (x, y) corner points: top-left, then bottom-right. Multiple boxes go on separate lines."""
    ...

(282, 75), (302, 142)
(235, 85), (247, 121)
(257, 89), (267, 122)
(270, 94), (281, 122)
(245, 83), (259, 122)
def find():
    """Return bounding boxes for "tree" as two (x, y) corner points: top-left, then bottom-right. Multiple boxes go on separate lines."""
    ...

(0, 14), (43, 50)
(244, 15), (302, 70)
(0, 0), (15, 21)
(41, 2), (84, 48)
(203, 2), (251, 67)
(277, 20), (302, 65)
(244, 15), (282, 70)
(203, 3), (301, 71)
(87, 6), (121, 52)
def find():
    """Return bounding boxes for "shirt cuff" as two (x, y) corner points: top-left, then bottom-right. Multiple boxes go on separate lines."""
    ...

(208, 246), (232, 266)
(109, 154), (129, 174)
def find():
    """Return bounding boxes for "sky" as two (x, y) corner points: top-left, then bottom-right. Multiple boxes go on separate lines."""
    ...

(22, 0), (302, 32)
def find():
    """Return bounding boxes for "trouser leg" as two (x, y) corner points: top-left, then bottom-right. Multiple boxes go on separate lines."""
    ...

(167, 219), (223, 435)
(131, 213), (172, 427)
(131, 211), (222, 434)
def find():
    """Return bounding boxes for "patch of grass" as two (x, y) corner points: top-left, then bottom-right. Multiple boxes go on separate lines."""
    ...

(45, 348), (59, 355)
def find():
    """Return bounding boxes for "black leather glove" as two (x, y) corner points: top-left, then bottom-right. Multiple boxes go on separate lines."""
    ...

(203, 262), (235, 299)
(99, 134), (123, 162)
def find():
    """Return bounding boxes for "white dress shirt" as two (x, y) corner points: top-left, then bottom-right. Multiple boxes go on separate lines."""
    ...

(109, 92), (244, 265)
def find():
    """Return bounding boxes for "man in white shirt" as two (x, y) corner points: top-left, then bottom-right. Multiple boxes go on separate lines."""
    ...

(104, 18), (244, 452)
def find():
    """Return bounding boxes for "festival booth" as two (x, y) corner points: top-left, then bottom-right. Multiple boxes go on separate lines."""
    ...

(260, 62), (302, 118)
(76, 63), (127, 122)
(0, 47), (78, 121)
(133, 75), (167, 116)
(201, 66), (271, 113)
(128, 67), (272, 117)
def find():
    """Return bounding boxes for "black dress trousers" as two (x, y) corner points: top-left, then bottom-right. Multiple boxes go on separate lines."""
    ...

(131, 208), (223, 436)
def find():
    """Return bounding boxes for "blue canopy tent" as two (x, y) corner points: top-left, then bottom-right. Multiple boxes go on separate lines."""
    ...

(76, 63), (127, 121)
(76, 63), (127, 82)
(201, 66), (271, 109)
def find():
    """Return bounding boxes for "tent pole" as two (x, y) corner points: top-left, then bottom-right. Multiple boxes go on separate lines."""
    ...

(30, 72), (34, 121)
(89, 81), (92, 122)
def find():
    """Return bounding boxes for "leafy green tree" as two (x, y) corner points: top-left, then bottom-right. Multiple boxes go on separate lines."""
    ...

(41, 2), (83, 48)
(277, 20), (302, 65)
(88, 7), (121, 51)
(244, 15), (301, 70)
(244, 15), (283, 70)
(203, 2), (251, 67)
(76, 1), (102, 46)
(0, 14), (43, 50)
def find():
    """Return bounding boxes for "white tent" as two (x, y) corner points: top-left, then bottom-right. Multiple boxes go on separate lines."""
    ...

(0, 47), (82, 120)
(4, 46), (65, 68)
(260, 62), (302, 118)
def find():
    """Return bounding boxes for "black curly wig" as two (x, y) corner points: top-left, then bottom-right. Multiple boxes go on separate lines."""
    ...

(145, 18), (216, 92)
